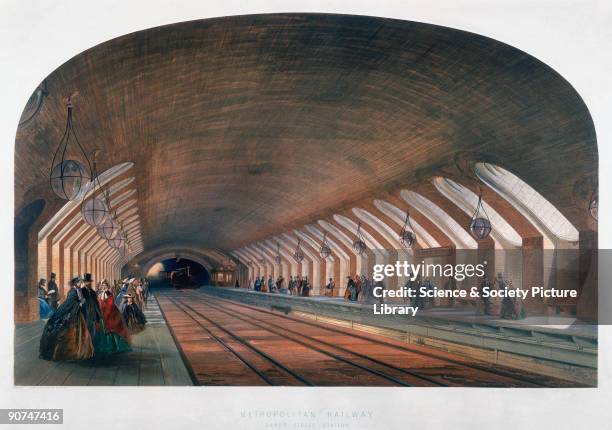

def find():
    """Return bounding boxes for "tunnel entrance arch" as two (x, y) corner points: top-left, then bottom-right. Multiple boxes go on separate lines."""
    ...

(140, 250), (214, 278)
(146, 258), (210, 289)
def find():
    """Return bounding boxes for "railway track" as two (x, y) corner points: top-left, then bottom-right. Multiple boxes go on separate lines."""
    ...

(194, 292), (584, 387)
(169, 298), (315, 386)
(156, 291), (581, 387)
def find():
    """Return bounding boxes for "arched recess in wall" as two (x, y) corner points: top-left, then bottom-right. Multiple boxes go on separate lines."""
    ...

(15, 199), (46, 322)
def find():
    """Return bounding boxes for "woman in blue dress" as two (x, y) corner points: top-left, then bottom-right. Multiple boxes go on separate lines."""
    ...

(114, 279), (130, 307)
(37, 278), (53, 319)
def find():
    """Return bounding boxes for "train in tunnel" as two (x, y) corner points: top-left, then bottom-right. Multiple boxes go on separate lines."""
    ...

(168, 267), (198, 289)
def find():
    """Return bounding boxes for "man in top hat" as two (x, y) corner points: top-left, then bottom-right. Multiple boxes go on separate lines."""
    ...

(47, 272), (60, 310)
(81, 273), (104, 340)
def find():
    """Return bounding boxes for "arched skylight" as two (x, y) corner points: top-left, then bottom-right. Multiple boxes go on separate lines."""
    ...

(115, 199), (138, 215)
(304, 224), (350, 260)
(318, 220), (352, 245)
(263, 239), (296, 270)
(373, 199), (440, 248)
(278, 234), (318, 261)
(400, 190), (478, 249)
(433, 177), (522, 248)
(333, 214), (386, 251)
(109, 186), (137, 208)
(294, 229), (336, 262)
(352, 208), (405, 250)
(38, 165), (134, 240)
(474, 163), (579, 243)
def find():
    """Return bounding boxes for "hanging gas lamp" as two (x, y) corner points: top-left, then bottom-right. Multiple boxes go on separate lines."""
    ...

(108, 236), (125, 249)
(399, 208), (417, 248)
(293, 238), (305, 262)
(80, 150), (109, 227)
(319, 232), (332, 259)
(97, 210), (119, 240)
(469, 188), (492, 240)
(274, 243), (282, 264)
(108, 220), (127, 249)
(49, 98), (92, 200)
(352, 221), (367, 255)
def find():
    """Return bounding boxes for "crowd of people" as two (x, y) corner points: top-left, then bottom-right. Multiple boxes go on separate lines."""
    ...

(248, 275), (313, 296)
(400, 272), (525, 319)
(343, 275), (378, 302)
(478, 273), (526, 320)
(37, 274), (149, 361)
(244, 271), (524, 320)
(246, 274), (378, 300)
(37, 273), (59, 319)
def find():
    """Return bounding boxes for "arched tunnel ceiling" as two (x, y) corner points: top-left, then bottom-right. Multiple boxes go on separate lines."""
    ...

(14, 13), (597, 259)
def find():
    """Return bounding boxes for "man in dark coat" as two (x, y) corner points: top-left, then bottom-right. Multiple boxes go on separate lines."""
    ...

(344, 277), (355, 300)
(47, 272), (60, 310)
(81, 273), (104, 340)
(443, 276), (457, 307)
(39, 276), (94, 361)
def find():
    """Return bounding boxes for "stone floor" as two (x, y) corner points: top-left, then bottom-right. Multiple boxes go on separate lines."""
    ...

(14, 296), (193, 386)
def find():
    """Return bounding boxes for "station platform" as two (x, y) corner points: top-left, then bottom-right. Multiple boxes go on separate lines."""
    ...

(201, 287), (597, 385)
(14, 296), (194, 386)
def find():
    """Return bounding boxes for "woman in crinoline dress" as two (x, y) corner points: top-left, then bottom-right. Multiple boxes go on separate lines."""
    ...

(95, 280), (131, 354)
(114, 278), (130, 307)
(120, 294), (147, 335)
(39, 277), (94, 361)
